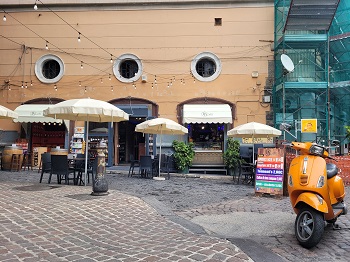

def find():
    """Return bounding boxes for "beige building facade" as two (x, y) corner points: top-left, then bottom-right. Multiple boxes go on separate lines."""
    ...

(0, 0), (274, 166)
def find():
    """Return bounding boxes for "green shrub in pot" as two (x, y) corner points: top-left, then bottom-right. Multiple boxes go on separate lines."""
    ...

(172, 140), (195, 172)
(223, 138), (244, 175)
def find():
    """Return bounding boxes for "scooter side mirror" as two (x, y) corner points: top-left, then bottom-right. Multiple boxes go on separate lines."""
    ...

(331, 140), (340, 147)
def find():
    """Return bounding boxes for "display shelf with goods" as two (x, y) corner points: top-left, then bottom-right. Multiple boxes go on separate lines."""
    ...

(70, 133), (85, 154)
(70, 127), (86, 154)
(88, 136), (108, 163)
(31, 123), (65, 149)
(149, 134), (154, 156)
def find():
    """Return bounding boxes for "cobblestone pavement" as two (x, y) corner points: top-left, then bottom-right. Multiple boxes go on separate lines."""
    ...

(0, 171), (251, 262)
(1, 169), (350, 262)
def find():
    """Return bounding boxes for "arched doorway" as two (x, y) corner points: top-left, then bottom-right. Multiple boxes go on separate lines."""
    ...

(177, 97), (235, 165)
(109, 97), (158, 165)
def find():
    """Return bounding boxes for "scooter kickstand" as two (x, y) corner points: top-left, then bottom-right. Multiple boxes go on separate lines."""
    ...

(332, 223), (341, 230)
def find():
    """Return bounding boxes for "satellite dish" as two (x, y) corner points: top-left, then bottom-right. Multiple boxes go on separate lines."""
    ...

(281, 54), (295, 73)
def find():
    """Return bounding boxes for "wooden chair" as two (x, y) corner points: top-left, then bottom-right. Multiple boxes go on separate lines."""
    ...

(10, 154), (22, 172)
(22, 152), (33, 171)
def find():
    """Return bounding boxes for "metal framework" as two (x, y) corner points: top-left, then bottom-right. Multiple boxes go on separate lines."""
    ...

(274, 0), (350, 149)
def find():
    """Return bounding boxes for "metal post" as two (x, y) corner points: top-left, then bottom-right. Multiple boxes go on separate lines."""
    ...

(91, 144), (108, 196)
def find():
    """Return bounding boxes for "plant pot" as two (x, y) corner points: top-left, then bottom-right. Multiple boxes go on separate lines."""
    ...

(179, 166), (189, 174)
(228, 166), (240, 177)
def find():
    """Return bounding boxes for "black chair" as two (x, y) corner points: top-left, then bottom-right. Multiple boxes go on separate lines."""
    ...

(50, 155), (76, 185)
(159, 154), (171, 180)
(71, 155), (85, 184)
(238, 162), (255, 185)
(139, 156), (153, 178)
(128, 154), (139, 177)
(76, 157), (98, 185)
(40, 152), (51, 183)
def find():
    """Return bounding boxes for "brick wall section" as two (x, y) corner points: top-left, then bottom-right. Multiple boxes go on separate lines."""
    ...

(285, 153), (350, 186)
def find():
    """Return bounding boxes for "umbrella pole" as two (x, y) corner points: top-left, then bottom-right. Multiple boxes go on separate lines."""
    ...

(158, 129), (162, 177)
(84, 120), (89, 186)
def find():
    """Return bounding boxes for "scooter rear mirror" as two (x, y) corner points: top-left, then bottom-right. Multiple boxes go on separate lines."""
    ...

(331, 140), (340, 147)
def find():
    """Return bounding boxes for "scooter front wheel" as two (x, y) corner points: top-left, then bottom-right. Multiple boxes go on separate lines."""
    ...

(295, 207), (324, 249)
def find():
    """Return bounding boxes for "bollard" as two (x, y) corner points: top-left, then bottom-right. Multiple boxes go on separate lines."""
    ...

(91, 145), (109, 196)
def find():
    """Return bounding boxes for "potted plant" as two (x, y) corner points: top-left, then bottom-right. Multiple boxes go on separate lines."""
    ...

(223, 138), (244, 176)
(172, 140), (195, 173)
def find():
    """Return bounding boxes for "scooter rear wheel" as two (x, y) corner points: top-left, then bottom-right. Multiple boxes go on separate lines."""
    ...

(295, 207), (324, 249)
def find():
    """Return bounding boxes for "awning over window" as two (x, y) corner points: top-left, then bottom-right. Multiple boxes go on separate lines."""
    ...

(183, 104), (232, 124)
(13, 104), (63, 123)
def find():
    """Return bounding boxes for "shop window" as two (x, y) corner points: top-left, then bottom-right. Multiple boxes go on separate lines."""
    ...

(35, 54), (64, 83)
(113, 54), (142, 83)
(191, 52), (221, 82)
(188, 123), (224, 151)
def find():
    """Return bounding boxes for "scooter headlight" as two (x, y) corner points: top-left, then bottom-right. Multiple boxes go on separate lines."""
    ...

(309, 145), (324, 156)
(288, 175), (293, 187)
(317, 175), (325, 188)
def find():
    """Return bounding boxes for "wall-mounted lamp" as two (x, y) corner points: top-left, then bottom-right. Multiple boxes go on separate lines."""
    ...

(251, 71), (259, 78)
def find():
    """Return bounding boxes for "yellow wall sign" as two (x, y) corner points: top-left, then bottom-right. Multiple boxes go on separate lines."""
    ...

(301, 119), (317, 133)
(242, 137), (273, 144)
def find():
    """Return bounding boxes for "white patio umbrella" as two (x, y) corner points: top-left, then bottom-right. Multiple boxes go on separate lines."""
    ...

(43, 98), (129, 185)
(227, 121), (281, 164)
(135, 117), (188, 178)
(0, 104), (18, 119)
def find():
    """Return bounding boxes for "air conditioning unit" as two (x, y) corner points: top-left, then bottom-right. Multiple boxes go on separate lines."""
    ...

(141, 75), (147, 82)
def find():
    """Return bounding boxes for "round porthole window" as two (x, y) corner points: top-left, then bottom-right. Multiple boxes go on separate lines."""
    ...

(191, 52), (221, 82)
(113, 54), (142, 83)
(35, 54), (64, 83)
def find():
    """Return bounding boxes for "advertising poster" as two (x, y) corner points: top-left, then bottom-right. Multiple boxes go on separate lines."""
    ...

(255, 148), (284, 195)
(301, 119), (317, 133)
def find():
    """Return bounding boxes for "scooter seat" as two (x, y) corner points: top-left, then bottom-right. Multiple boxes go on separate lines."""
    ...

(326, 163), (338, 179)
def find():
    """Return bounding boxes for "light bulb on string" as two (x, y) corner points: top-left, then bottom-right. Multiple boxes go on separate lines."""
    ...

(34, 1), (38, 10)
(110, 54), (113, 63)
(80, 61), (83, 69)
(78, 32), (81, 42)
(21, 81), (24, 88)
(84, 86), (87, 93)
(111, 86), (114, 92)
(109, 74), (111, 80)
(30, 80), (33, 86)
(79, 81), (81, 87)
(100, 78), (103, 84)
(3, 14), (6, 22)
(25, 82), (28, 88)
(45, 41), (49, 50)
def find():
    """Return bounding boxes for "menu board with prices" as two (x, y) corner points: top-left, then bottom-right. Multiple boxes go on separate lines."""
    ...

(255, 148), (285, 196)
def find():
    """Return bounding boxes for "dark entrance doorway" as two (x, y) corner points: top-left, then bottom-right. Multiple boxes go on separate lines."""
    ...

(118, 117), (146, 164)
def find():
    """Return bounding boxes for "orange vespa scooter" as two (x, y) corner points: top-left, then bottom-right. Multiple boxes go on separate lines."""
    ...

(287, 141), (347, 248)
